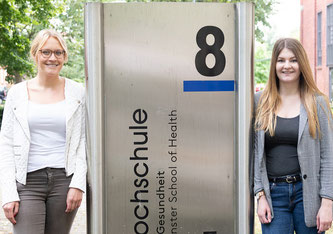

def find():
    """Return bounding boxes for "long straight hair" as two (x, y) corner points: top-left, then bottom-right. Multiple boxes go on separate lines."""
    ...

(255, 38), (331, 138)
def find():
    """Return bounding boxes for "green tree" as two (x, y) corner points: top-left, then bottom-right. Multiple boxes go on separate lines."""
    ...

(0, 0), (62, 83)
(255, 44), (271, 84)
(56, 0), (85, 83)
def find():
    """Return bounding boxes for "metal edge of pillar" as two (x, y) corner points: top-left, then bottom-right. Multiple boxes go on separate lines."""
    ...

(235, 2), (254, 234)
(84, 2), (105, 234)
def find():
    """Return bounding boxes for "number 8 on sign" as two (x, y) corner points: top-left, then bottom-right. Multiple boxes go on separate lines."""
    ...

(195, 26), (226, 77)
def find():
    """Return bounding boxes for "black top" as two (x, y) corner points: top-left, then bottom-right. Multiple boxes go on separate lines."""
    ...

(265, 115), (301, 178)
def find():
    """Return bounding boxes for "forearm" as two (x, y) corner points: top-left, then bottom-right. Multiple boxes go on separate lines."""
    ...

(321, 197), (333, 207)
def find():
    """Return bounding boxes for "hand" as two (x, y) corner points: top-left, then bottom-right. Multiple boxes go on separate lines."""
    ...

(316, 198), (333, 233)
(3, 201), (19, 224)
(65, 188), (83, 213)
(257, 195), (272, 224)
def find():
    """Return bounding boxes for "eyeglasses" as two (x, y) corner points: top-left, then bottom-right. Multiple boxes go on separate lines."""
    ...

(39, 49), (65, 59)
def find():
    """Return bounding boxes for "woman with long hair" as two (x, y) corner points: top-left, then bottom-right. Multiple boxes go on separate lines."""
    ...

(254, 38), (333, 233)
(0, 29), (86, 234)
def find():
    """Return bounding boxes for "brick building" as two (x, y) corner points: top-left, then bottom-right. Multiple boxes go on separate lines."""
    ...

(300, 0), (333, 102)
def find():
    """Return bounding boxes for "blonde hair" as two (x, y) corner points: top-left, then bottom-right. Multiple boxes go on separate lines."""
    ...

(255, 38), (331, 138)
(30, 29), (68, 63)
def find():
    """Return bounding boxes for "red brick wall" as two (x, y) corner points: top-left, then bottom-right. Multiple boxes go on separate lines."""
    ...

(300, 0), (333, 97)
(300, 0), (316, 74)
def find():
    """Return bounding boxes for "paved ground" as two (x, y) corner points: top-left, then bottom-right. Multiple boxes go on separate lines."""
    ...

(0, 188), (87, 234)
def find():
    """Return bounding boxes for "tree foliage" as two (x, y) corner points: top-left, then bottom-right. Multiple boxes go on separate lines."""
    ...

(0, 0), (62, 83)
(254, 44), (271, 84)
(56, 0), (85, 83)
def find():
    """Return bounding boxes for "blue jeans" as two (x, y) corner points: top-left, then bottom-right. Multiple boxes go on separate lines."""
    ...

(261, 181), (323, 234)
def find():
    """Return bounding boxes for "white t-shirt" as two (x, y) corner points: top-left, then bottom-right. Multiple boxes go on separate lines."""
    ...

(27, 100), (66, 173)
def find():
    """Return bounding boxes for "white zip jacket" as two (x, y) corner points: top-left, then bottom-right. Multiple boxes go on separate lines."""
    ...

(0, 78), (87, 206)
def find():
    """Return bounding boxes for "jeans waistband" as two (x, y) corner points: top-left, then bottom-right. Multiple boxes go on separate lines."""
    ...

(28, 167), (65, 175)
(268, 174), (302, 183)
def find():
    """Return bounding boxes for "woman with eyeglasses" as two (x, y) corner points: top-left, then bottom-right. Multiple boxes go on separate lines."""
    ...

(254, 38), (333, 233)
(0, 29), (86, 234)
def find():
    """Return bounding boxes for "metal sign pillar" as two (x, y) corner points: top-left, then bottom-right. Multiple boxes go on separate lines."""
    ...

(85, 2), (254, 234)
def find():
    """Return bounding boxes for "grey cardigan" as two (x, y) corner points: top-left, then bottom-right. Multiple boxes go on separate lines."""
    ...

(253, 91), (333, 227)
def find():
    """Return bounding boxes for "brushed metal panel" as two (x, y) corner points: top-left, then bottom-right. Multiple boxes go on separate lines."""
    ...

(85, 3), (105, 234)
(235, 3), (254, 234)
(103, 3), (236, 233)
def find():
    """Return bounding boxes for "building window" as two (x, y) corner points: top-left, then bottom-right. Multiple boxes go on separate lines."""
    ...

(327, 4), (333, 65)
(318, 12), (322, 66)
